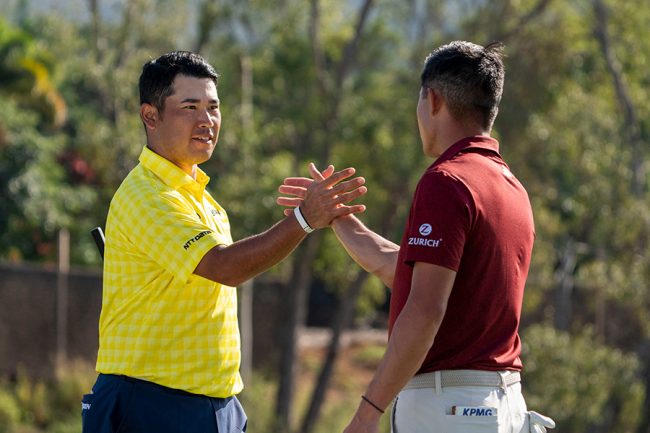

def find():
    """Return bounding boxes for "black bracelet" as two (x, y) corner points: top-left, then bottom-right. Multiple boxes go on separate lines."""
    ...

(300, 206), (313, 230)
(361, 395), (384, 414)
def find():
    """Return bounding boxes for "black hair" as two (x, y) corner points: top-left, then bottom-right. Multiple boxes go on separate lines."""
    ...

(420, 41), (505, 131)
(139, 51), (219, 113)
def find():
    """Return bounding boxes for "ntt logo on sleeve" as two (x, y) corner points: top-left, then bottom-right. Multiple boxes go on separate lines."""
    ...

(184, 230), (213, 250)
(408, 223), (442, 247)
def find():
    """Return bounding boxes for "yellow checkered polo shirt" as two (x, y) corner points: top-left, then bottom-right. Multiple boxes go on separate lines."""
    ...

(96, 145), (243, 398)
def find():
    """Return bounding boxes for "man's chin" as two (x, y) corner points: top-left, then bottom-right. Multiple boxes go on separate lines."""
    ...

(194, 146), (216, 163)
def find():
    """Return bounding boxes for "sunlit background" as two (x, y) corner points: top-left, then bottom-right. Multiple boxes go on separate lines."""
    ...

(1, 0), (649, 432)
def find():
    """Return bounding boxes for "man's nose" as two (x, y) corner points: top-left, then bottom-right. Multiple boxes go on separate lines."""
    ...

(197, 109), (215, 127)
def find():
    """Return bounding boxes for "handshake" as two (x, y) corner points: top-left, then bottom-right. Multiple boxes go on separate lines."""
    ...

(276, 163), (368, 230)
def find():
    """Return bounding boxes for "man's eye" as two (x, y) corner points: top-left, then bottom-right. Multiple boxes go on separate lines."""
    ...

(183, 105), (197, 110)
(209, 105), (220, 111)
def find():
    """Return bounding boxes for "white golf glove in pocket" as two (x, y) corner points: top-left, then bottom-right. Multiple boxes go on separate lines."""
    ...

(528, 411), (556, 433)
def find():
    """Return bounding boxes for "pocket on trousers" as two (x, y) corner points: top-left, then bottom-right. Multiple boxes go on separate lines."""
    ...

(444, 414), (499, 433)
(80, 377), (136, 433)
(215, 396), (248, 432)
(81, 393), (94, 426)
(390, 396), (399, 433)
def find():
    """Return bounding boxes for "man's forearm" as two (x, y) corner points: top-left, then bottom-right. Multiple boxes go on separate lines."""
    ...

(342, 263), (455, 433)
(345, 300), (442, 430)
(194, 214), (307, 286)
(196, 165), (367, 286)
(331, 215), (399, 288)
(362, 299), (442, 411)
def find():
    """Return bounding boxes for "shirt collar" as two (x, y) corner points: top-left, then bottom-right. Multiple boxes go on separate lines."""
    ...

(432, 135), (500, 167)
(139, 145), (211, 190)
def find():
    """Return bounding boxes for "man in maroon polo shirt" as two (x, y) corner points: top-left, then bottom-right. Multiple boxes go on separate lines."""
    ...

(279, 41), (555, 433)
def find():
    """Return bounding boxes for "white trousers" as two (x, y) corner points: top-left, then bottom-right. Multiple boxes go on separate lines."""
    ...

(391, 376), (528, 433)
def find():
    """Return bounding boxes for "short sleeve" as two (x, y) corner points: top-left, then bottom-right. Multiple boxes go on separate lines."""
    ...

(402, 170), (474, 271)
(115, 186), (229, 283)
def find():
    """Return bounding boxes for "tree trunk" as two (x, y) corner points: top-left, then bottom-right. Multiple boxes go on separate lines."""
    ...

(300, 271), (369, 433)
(490, 0), (553, 42)
(636, 340), (650, 433)
(593, 0), (645, 197)
(274, 1), (375, 430)
(113, 0), (141, 68)
(334, 0), (375, 92)
(238, 279), (253, 385)
(87, 0), (102, 61)
(238, 50), (255, 386)
(275, 232), (323, 431)
(553, 238), (576, 331)
(300, 185), (407, 433)
(56, 228), (70, 373)
(194, 0), (220, 53)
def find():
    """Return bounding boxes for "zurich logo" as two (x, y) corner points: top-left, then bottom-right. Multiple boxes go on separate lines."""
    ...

(419, 223), (432, 236)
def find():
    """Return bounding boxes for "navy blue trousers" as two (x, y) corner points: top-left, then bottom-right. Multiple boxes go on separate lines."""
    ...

(81, 374), (247, 433)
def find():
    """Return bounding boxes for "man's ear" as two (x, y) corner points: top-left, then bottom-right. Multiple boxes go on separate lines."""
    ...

(427, 87), (444, 116)
(140, 104), (159, 130)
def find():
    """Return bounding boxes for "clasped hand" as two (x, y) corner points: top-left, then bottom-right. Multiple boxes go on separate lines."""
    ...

(277, 163), (366, 228)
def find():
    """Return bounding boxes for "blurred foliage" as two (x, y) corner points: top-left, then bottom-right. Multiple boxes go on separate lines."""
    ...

(0, 99), (96, 262)
(0, 16), (66, 127)
(0, 355), (391, 433)
(0, 361), (95, 433)
(0, 0), (650, 431)
(0, 388), (20, 433)
(284, 345), (392, 433)
(350, 343), (386, 370)
(522, 324), (645, 432)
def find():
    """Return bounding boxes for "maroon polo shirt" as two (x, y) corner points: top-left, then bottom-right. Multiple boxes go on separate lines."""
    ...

(389, 136), (534, 373)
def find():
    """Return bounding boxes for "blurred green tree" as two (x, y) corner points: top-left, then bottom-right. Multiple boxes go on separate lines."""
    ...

(0, 18), (94, 262)
(0, 0), (649, 431)
(522, 324), (644, 432)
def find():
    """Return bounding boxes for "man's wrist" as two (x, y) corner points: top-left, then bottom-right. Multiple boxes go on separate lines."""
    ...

(293, 206), (314, 233)
(331, 213), (355, 228)
(356, 397), (384, 423)
(361, 395), (385, 414)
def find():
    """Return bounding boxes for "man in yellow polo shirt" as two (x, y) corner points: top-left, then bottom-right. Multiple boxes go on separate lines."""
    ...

(81, 51), (367, 433)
